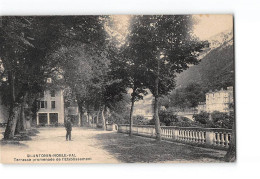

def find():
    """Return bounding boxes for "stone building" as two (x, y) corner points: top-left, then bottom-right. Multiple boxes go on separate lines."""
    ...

(36, 89), (65, 126)
(203, 86), (234, 113)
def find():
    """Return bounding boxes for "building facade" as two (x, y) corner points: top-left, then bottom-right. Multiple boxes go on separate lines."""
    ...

(36, 89), (65, 125)
(204, 86), (234, 113)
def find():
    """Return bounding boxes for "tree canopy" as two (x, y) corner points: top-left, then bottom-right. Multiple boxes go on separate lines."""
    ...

(125, 15), (209, 140)
(1, 15), (209, 139)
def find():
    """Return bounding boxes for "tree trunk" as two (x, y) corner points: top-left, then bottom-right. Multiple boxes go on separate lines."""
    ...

(20, 103), (26, 131)
(96, 106), (100, 125)
(87, 113), (91, 127)
(4, 106), (21, 140)
(76, 98), (84, 127)
(90, 115), (93, 127)
(24, 94), (31, 130)
(85, 112), (88, 126)
(154, 92), (161, 141)
(27, 117), (32, 129)
(78, 104), (84, 127)
(4, 71), (19, 140)
(154, 55), (161, 141)
(15, 111), (22, 135)
(129, 91), (135, 136)
(80, 110), (84, 127)
(19, 93), (28, 132)
(224, 116), (236, 162)
(101, 105), (106, 130)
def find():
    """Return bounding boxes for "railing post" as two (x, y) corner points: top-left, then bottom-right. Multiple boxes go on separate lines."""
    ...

(172, 128), (177, 140)
(117, 125), (231, 150)
(205, 131), (215, 145)
(36, 113), (39, 126)
(220, 133), (225, 147)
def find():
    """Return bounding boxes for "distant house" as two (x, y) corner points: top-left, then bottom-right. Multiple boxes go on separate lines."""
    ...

(36, 89), (65, 125)
(199, 86), (234, 113)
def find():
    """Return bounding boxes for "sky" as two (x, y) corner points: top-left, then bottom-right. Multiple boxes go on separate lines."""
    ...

(192, 14), (233, 40)
(104, 15), (132, 47)
(107, 14), (233, 44)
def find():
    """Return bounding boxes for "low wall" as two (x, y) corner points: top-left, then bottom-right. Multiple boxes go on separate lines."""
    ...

(118, 124), (232, 150)
(106, 124), (118, 131)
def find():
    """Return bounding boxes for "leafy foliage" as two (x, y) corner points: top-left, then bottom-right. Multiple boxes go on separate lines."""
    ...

(106, 94), (131, 124)
(159, 82), (206, 110)
(125, 15), (208, 139)
(127, 16), (208, 96)
(158, 110), (178, 126)
(193, 111), (234, 129)
(211, 111), (234, 129)
(133, 115), (150, 125)
(193, 111), (210, 124)
(149, 109), (195, 127)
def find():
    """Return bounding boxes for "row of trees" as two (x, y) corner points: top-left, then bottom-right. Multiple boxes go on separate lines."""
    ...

(0, 15), (235, 161)
(0, 16), (114, 139)
(0, 15), (208, 142)
(0, 17), (65, 139)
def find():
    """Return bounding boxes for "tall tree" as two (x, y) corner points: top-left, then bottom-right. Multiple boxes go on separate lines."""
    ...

(120, 40), (148, 136)
(128, 15), (208, 141)
(0, 17), (40, 139)
(0, 16), (71, 139)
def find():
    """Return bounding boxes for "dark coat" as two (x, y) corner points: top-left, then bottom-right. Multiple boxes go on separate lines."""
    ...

(65, 121), (72, 131)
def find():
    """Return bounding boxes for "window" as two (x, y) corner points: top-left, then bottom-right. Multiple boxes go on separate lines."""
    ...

(51, 101), (56, 109)
(50, 90), (55, 97)
(40, 101), (47, 108)
(49, 113), (58, 124)
(38, 113), (48, 125)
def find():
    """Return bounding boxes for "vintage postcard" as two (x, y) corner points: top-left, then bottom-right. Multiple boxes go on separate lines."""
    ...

(0, 15), (235, 164)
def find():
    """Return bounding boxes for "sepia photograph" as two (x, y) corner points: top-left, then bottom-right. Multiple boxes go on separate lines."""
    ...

(0, 14), (235, 164)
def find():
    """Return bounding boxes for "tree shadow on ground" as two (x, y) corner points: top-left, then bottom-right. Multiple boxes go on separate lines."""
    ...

(93, 132), (226, 163)
(0, 128), (40, 148)
(0, 140), (28, 148)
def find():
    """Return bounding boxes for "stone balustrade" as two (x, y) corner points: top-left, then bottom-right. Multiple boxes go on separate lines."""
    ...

(106, 123), (118, 131)
(117, 124), (232, 150)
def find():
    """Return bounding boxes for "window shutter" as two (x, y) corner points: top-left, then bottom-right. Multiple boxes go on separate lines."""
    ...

(45, 101), (47, 109)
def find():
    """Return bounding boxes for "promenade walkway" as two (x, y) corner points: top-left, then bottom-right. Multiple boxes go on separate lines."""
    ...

(0, 127), (226, 163)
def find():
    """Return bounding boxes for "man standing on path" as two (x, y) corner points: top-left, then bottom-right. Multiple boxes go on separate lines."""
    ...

(65, 118), (72, 141)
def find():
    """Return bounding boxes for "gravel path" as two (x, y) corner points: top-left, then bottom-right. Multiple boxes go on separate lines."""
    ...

(0, 127), (226, 164)
(0, 127), (119, 163)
